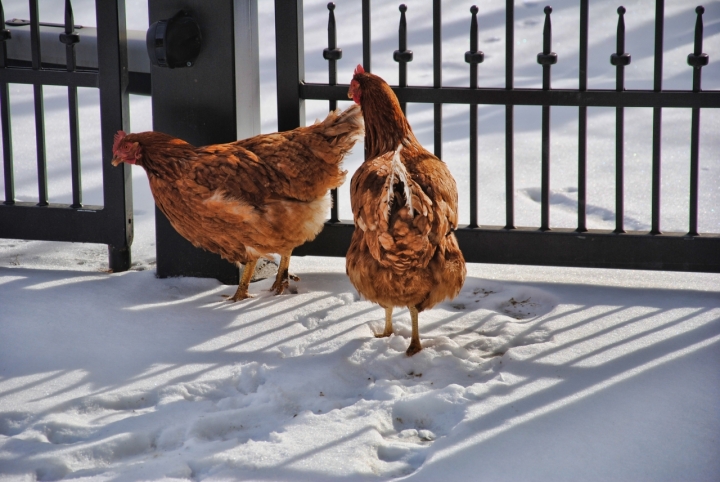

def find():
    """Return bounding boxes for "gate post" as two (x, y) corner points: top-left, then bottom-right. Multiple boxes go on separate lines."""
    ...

(275, 0), (304, 131)
(148, 0), (260, 284)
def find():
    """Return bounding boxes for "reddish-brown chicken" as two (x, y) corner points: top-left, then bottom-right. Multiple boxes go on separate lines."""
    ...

(112, 105), (363, 300)
(346, 65), (466, 356)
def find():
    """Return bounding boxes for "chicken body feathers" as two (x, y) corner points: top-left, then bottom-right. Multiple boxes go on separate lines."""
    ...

(347, 142), (465, 311)
(131, 104), (363, 265)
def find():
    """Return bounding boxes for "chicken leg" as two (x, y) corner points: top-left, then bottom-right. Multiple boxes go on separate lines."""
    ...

(406, 306), (422, 356)
(270, 253), (300, 295)
(227, 259), (257, 301)
(375, 307), (394, 338)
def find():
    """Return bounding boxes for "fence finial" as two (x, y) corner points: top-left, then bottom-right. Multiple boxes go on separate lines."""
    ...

(687, 5), (709, 93)
(60, 0), (80, 46)
(465, 5), (484, 68)
(394, 2), (413, 113)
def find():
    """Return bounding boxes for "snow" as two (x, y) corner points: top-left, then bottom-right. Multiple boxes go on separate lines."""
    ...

(1, 0), (720, 481)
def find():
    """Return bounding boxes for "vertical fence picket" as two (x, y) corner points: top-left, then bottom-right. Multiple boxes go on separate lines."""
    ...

(611, 7), (631, 234)
(537, 6), (557, 231)
(651, 0), (664, 234)
(62, 0), (82, 208)
(577, 0), (588, 232)
(687, 6), (708, 236)
(30, 0), (48, 206)
(466, 6), (484, 229)
(433, 0), (441, 159)
(505, 0), (515, 230)
(323, 2), (342, 222)
(0, 0), (13, 205)
(362, 0), (370, 71)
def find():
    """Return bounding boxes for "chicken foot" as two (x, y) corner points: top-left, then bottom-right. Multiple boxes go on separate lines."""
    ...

(270, 253), (300, 295)
(225, 259), (257, 302)
(375, 307), (394, 338)
(406, 306), (422, 356)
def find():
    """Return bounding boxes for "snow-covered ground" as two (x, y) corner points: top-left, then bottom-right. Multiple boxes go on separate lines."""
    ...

(1, 1), (720, 481)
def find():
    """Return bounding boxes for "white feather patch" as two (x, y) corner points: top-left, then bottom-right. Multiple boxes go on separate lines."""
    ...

(385, 144), (414, 218)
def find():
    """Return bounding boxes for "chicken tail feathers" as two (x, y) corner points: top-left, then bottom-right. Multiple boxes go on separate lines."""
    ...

(313, 104), (364, 153)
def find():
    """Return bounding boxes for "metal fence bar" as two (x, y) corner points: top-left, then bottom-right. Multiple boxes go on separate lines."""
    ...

(466, 6), (483, 228)
(577, 0), (588, 232)
(362, 0), (370, 71)
(63, 0), (82, 208)
(324, 2), (341, 223)
(688, 6), (708, 236)
(0, 0), (13, 205)
(30, 0), (48, 206)
(504, 0), (514, 230)
(302, 83), (720, 108)
(433, 0), (441, 159)
(538, 6), (556, 231)
(651, 0), (664, 234)
(612, 7), (631, 234)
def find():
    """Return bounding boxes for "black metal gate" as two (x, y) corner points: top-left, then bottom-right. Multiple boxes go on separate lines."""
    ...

(0, 0), (133, 271)
(280, 0), (720, 273)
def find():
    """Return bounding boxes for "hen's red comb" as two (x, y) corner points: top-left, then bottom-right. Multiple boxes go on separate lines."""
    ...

(113, 130), (126, 153)
(354, 64), (365, 75)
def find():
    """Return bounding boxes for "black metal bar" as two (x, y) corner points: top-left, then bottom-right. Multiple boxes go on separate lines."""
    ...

(615, 107), (625, 233)
(294, 221), (720, 273)
(689, 106), (700, 236)
(611, 7), (631, 234)
(537, 6), (556, 231)
(466, 5), (484, 228)
(64, 0), (82, 208)
(30, 0), (48, 206)
(0, 0), (13, 205)
(324, 2), (341, 223)
(276, 0), (305, 131)
(505, 0), (514, 230)
(0, 68), (98, 87)
(394, 4), (412, 115)
(362, 0), (370, 71)
(96, 0), (132, 271)
(651, 0), (664, 235)
(300, 84), (720, 109)
(688, 6), (708, 236)
(577, 0), (588, 232)
(433, 0), (441, 159)
(5, 18), (83, 29)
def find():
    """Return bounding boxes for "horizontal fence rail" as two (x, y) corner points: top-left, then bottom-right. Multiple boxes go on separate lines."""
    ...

(280, 0), (720, 273)
(0, 0), (134, 271)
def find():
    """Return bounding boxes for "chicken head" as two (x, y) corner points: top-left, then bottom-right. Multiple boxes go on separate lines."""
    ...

(111, 131), (142, 166)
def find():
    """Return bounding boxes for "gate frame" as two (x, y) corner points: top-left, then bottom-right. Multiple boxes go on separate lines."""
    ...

(0, 0), (133, 272)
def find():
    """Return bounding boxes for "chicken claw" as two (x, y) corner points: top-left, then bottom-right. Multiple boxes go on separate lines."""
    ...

(225, 259), (257, 302)
(270, 254), (299, 295)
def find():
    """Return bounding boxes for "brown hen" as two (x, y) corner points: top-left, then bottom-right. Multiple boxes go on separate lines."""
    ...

(112, 105), (363, 300)
(346, 65), (466, 356)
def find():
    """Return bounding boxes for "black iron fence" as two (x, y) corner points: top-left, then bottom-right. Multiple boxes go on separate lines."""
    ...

(284, 0), (720, 273)
(2, 1), (718, 278)
(0, 0), (134, 271)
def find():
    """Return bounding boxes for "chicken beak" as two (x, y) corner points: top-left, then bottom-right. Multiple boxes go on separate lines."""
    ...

(111, 157), (122, 167)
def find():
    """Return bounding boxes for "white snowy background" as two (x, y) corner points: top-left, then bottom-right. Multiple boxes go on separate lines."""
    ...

(1, 0), (719, 481)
